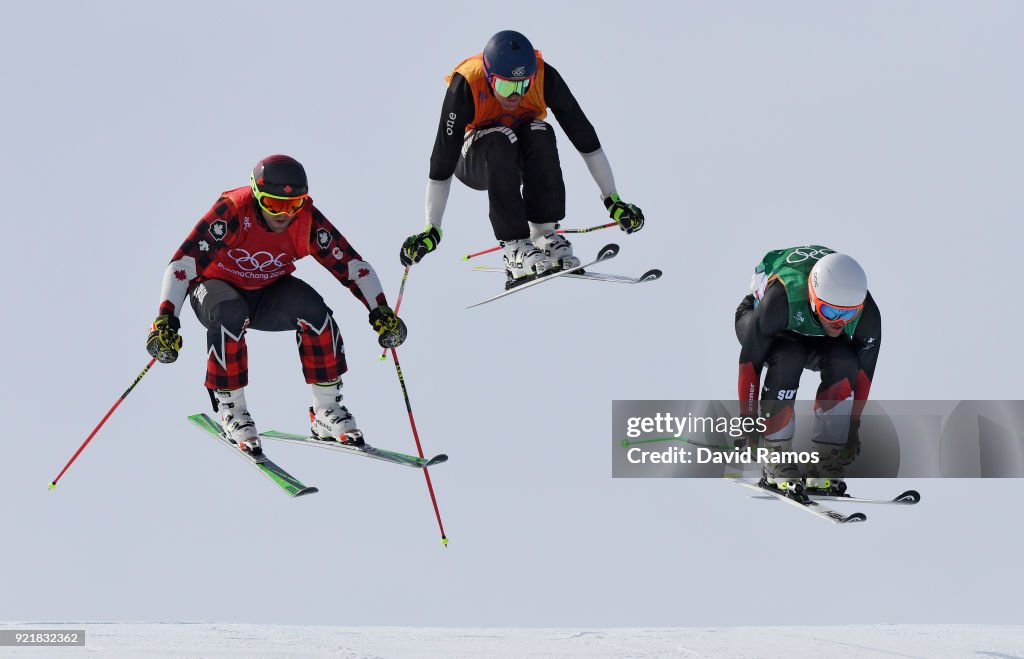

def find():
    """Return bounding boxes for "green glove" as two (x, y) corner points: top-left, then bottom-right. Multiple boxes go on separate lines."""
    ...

(147, 314), (182, 363)
(369, 305), (408, 349)
(400, 226), (442, 266)
(604, 194), (645, 234)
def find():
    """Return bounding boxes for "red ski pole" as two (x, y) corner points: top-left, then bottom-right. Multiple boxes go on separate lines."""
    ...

(378, 268), (447, 545)
(49, 357), (157, 490)
(390, 347), (448, 547)
(459, 244), (503, 261)
(459, 221), (618, 261)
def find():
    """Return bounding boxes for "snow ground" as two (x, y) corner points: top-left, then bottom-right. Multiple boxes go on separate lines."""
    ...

(1, 624), (1022, 658)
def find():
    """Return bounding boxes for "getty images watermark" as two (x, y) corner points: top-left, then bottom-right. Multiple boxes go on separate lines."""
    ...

(621, 412), (820, 466)
(612, 400), (1024, 478)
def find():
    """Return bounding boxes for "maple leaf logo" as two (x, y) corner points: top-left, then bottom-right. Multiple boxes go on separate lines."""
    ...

(174, 269), (187, 281)
(358, 268), (370, 278)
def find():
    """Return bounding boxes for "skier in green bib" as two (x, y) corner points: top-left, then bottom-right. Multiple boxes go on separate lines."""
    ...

(735, 246), (881, 497)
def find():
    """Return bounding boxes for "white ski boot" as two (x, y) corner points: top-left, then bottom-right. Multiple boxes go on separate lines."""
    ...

(805, 442), (847, 494)
(309, 379), (364, 446)
(213, 388), (261, 455)
(530, 222), (580, 271)
(502, 238), (551, 287)
(761, 439), (804, 498)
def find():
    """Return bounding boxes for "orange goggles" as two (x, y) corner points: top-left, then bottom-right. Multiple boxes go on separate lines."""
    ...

(250, 172), (308, 216)
(809, 288), (863, 324)
(255, 192), (307, 216)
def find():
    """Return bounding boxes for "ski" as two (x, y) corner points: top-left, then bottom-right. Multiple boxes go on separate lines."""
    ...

(466, 243), (620, 308)
(187, 414), (318, 497)
(806, 489), (921, 505)
(260, 430), (448, 469)
(730, 479), (867, 524)
(472, 264), (661, 284)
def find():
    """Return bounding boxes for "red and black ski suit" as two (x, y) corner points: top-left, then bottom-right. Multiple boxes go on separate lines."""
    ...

(156, 186), (388, 390)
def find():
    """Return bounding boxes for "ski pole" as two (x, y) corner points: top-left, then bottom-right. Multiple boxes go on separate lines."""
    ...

(49, 357), (157, 490)
(389, 347), (448, 547)
(560, 221), (618, 234)
(459, 221), (618, 261)
(379, 266), (410, 361)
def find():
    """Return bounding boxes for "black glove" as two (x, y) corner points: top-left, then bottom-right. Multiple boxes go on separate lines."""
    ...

(369, 305), (408, 349)
(734, 424), (762, 450)
(604, 194), (645, 234)
(840, 418), (862, 466)
(400, 226), (442, 266)
(147, 314), (182, 363)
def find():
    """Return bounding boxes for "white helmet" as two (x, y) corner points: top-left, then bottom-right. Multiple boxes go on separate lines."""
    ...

(809, 253), (867, 309)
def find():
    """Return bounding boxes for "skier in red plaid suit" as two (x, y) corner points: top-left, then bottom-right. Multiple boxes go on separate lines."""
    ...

(147, 155), (407, 454)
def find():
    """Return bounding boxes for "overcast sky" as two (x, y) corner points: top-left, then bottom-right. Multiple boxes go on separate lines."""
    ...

(2, 0), (1022, 627)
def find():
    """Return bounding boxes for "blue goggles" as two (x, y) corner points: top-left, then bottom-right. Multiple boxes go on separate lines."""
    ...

(817, 302), (863, 323)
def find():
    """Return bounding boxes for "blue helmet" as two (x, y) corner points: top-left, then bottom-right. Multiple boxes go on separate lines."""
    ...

(482, 30), (537, 82)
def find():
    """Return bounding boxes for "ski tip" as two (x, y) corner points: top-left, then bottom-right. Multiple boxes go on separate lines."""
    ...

(894, 490), (921, 504)
(425, 454), (449, 467)
(640, 268), (663, 282)
(48, 482), (56, 491)
(842, 512), (868, 523)
(596, 243), (620, 261)
(294, 486), (319, 497)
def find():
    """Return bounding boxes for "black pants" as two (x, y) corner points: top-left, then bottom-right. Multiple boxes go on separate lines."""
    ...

(189, 275), (345, 390)
(455, 120), (566, 241)
(760, 334), (859, 440)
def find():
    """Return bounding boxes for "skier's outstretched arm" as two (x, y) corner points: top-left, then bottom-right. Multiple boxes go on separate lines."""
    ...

(309, 209), (407, 348)
(148, 196), (240, 363)
(399, 74), (475, 267)
(735, 282), (789, 415)
(850, 291), (882, 419)
(308, 208), (387, 311)
(545, 62), (644, 234)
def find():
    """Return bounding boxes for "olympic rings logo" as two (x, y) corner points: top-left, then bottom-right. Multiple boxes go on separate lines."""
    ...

(785, 246), (834, 265)
(226, 249), (293, 273)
